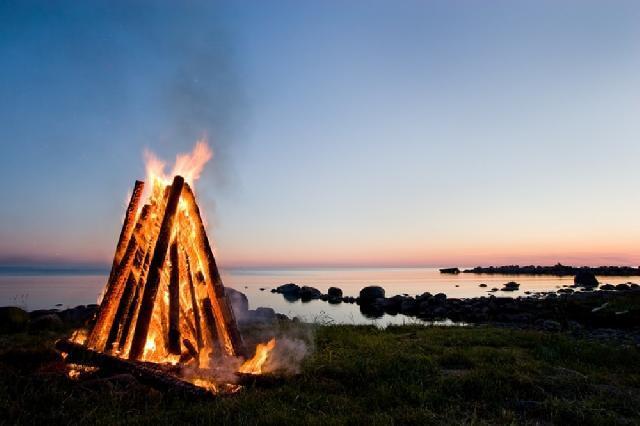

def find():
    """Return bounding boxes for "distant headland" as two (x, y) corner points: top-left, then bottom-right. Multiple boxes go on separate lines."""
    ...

(441, 263), (640, 276)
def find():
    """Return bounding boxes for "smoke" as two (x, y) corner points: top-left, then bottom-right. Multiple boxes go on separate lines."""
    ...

(263, 337), (311, 375)
(160, 7), (245, 188)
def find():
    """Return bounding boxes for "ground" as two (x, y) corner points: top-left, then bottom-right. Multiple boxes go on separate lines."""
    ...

(1, 324), (639, 425)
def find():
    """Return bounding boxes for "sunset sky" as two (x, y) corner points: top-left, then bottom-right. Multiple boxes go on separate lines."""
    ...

(1, 1), (639, 270)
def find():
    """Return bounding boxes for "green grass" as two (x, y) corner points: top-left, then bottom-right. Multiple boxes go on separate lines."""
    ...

(1, 325), (639, 425)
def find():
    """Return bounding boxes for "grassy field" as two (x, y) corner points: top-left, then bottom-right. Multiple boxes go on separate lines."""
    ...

(1, 324), (639, 425)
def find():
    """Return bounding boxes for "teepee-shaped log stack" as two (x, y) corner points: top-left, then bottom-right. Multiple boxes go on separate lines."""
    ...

(85, 176), (245, 364)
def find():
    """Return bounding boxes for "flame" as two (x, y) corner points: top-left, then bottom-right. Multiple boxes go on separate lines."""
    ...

(238, 339), (277, 375)
(142, 138), (213, 204)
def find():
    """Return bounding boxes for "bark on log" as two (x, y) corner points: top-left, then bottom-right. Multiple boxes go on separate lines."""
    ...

(183, 184), (246, 357)
(168, 241), (181, 355)
(55, 339), (213, 399)
(129, 175), (185, 360)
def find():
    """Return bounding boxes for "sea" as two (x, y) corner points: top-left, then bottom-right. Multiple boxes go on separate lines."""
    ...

(0, 268), (635, 326)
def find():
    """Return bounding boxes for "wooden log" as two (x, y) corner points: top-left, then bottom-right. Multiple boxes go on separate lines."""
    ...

(182, 184), (246, 357)
(129, 175), (185, 360)
(86, 206), (150, 351)
(111, 181), (145, 280)
(55, 339), (213, 399)
(105, 272), (137, 352)
(183, 339), (198, 360)
(185, 252), (203, 348)
(118, 249), (151, 351)
(168, 241), (181, 355)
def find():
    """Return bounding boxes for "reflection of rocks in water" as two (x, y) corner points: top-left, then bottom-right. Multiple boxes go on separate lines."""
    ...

(283, 292), (301, 303)
(359, 302), (384, 319)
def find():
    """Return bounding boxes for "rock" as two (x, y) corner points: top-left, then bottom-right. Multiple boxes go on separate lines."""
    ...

(432, 306), (447, 317)
(275, 283), (301, 295)
(479, 284), (487, 288)
(254, 307), (276, 321)
(30, 313), (63, 332)
(574, 270), (598, 287)
(0, 306), (29, 333)
(615, 283), (631, 291)
(299, 286), (322, 301)
(439, 267), (460, 274)
(416, 292), (432, 303)
(433, 293), (447, 304)
(399, 299), (417, 314)
(29, 309), (59, 320)
(600, 284), (615, 290)
(500, 281), (520, 291)
(557, 288), (574, 294)
(58, 305), (96, 326)
(225, 287), (249, 319)
(359, 286), (385, 302)
(327, 287), (343, 298)
(259, 287), (267, 291)
(541, 320), (561, 332)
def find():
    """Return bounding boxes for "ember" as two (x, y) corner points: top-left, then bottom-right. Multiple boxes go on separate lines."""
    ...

(60, 142), (276, 395)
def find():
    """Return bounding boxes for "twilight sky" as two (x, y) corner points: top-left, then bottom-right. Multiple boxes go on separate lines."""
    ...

(1, 0), (639, 269)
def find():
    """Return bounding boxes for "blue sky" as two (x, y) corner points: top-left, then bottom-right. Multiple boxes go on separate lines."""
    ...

(1, 1), (639, 269)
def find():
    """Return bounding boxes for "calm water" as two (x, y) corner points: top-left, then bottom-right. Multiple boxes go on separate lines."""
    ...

(0, 268), (635, 325)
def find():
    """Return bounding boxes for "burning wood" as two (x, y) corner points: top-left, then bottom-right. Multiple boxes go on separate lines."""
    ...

(62, 144), (279, 395)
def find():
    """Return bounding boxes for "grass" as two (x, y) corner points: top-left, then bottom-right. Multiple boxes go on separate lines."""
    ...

(1, 324), (639, 425)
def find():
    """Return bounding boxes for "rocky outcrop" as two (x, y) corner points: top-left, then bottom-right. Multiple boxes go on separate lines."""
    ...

(463, 264), (640, 277)
(439, 268), (460, 274)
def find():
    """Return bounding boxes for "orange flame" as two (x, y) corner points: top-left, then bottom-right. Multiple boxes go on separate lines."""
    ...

(142, 139), (213, 204)
(238, 339), (277, 375)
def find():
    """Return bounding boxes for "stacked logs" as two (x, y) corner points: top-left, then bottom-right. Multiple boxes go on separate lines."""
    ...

(84, 175), (246, 364)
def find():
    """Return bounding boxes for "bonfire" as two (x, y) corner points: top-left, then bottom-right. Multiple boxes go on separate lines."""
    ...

(57, 141), (277, 396)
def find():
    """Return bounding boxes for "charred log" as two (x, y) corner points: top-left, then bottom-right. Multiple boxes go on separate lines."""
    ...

(56, 339), (213, 399)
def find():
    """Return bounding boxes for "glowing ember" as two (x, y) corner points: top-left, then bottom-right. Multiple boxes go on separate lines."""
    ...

(238, 339), (277, 375)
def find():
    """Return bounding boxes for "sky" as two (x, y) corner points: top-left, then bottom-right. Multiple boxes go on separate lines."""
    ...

(1, 0), (639, 270)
